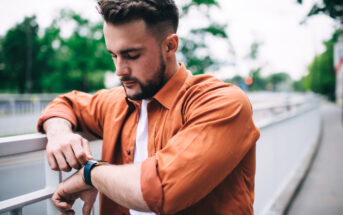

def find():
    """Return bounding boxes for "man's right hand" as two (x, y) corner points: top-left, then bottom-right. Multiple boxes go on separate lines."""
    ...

(43, 118), (93, 171)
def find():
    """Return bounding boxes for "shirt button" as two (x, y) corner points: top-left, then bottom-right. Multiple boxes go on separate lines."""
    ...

(127, 150), (131, 155)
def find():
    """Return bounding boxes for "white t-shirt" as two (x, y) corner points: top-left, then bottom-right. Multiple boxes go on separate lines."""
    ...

(130, 99), (155, 215)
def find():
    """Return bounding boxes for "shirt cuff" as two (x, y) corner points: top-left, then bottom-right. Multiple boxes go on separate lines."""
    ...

(36, 110), (77, 133)
(141, 157), (163, 213)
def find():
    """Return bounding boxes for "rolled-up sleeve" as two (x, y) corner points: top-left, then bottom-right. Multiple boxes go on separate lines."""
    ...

(37, 90), (108, 137)
(140, 86), (260, 214)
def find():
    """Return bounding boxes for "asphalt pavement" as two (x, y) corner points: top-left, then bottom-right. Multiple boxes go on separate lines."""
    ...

(286, 102), (343, 215)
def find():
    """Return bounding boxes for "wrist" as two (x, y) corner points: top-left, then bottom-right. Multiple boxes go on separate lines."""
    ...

(44, 117), (73, 136)
(83, 160), (108, 187)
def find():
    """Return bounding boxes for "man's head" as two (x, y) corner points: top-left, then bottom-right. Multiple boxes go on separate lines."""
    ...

(98, 0), (180, 100)
(98, 0), (179, 41)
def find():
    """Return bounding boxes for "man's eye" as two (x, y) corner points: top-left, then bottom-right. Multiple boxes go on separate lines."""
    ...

(126, 54), (140, 60)
(112, 55), (117, 59)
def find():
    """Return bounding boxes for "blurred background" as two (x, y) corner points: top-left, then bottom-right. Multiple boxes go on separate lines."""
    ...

(0, 0), (342, 215)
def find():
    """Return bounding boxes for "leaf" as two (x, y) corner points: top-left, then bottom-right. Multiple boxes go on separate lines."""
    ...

(191, 24), (228, 38)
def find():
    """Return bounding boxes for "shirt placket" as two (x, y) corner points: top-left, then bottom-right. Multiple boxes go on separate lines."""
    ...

(121, 101), (140, 164)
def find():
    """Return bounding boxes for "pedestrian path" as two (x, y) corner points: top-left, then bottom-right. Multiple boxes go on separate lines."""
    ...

(286, 102), (343, 215)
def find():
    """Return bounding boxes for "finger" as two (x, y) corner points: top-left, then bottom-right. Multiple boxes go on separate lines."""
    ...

(46, 150), (59, 171)
(61, 209), (75, 215)
(56, 201), (73, 210)
(82, 202), (93, 215)
(71, 138), (88, 166)
(63, 144), (81, 169)
(52, 193), (73, 212)
(82, 138), (93, 160)
(55, 151), (71, 172)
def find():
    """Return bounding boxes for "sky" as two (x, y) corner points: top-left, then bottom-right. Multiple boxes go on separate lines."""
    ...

(0, 0), (337, 80)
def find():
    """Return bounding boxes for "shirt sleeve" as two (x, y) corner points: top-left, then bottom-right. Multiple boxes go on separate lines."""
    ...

(141, 85), (260, 214)
(36, 89), (110, 137)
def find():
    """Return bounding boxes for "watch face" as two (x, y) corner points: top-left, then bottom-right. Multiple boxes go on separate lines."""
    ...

(88, 159), (98, 164)
(88, 159), (108, 165)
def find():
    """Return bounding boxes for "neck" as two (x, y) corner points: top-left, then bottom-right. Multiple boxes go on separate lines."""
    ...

(164, 56), (179, 82)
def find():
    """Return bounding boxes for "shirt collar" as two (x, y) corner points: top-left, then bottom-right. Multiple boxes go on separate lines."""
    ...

(153, 62), (190, 109)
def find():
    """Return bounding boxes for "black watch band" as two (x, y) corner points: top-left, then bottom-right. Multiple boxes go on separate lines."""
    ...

(84, 160), (108, 187)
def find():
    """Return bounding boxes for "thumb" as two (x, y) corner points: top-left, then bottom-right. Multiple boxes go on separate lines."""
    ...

(81, 138), (93, 159)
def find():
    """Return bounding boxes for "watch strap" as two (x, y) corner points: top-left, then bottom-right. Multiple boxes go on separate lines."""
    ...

(84, 160), (108, 187)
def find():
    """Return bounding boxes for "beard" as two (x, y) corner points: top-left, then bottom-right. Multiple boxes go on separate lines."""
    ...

(121, 52), (166, 100)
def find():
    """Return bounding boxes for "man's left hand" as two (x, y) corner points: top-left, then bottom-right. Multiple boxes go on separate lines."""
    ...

(51, 168), (98, 215)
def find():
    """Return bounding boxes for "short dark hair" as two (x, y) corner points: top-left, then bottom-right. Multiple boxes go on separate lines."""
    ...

(97, 0), (179, 40)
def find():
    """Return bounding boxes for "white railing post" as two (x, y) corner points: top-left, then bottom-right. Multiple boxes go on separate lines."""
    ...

(9, 208), (22, 215)
(44, 154), (61, 215)
(10, 98), (15, 115)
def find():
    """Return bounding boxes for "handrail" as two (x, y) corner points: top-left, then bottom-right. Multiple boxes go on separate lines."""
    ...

(255, 98), (320, 129)
(0, 151), (61, 214)
(0, 187), (56, 213)
(0, 133), (47, 157)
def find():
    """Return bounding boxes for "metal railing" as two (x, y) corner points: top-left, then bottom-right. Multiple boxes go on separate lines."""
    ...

(0, 134), (61, 215)
(0, 94), (57, 116)
(0, 94), (321, 214)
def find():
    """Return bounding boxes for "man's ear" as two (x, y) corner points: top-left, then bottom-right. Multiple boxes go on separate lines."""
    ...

(163, 34), (178, 56)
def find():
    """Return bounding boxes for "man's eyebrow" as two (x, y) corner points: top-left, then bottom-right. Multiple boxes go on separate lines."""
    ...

(107, 48), (144, 55)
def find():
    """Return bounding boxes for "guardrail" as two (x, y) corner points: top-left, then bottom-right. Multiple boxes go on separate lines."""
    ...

(0, 94), (57, 116)
(0, 134), (101, 215)
(253, 97), (321, 214)
(0, 95), (321, 215)
(0, 134), (61, 215)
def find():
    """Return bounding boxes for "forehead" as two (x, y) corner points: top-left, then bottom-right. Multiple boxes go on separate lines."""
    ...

(103, 20), (157, 53)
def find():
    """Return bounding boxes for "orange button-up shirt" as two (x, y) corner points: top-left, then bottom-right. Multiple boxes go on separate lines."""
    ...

(37, 63), (260, 215)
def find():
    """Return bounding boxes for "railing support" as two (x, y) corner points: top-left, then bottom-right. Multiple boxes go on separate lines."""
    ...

(44, 154), (61, 215)
(9, 208), (22, 215)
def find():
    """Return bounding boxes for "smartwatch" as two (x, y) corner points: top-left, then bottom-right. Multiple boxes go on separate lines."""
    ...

(84, 159), (108, 187)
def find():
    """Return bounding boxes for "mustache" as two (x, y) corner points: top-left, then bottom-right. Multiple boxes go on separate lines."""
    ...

(120, 77), (138, 82)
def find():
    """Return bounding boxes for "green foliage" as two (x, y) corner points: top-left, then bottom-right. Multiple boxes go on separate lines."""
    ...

(248, 68), (267, 91)
(298, 0), (343, 22)
(267, 72), (291, 91)
(225, 75), (244, 85)
(179, 0), (231, 75)
(248, 42), (263, 60)
(190, 24), (228, 38)
(181, 0), (219, 15)
(225, 71), (294, 92)
(302, 31), (338, 100)
(0, 0), (229, 92)
(293, 77), (306, 92)
(1, 16), (41, 93)
(0, 11), (113, 93)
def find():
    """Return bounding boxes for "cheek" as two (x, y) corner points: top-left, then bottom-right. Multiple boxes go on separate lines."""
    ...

(136, 54), (161, 79)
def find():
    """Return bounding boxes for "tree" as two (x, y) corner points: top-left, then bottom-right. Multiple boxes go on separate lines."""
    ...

(297, 0), (343, 23)
(178, 0), (233, 75)
(293, 77), (306, 92)
(0, 1), (232, 93)
(266, 72), (291, 92)
(303, 31), (338, 100)
(248, 68), (267, 91)
(1, 16), (41, 93)
(297, 0), (342, 100)
(42, 10), (113, 92)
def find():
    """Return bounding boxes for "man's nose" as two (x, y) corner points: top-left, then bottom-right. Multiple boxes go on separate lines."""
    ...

(115, 58), (130, 77)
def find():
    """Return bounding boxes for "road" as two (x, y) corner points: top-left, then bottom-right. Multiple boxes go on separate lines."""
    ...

(286, 102), (343, 215)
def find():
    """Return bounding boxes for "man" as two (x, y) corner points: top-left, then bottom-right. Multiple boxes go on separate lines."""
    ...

(37, 0), (260, 214)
